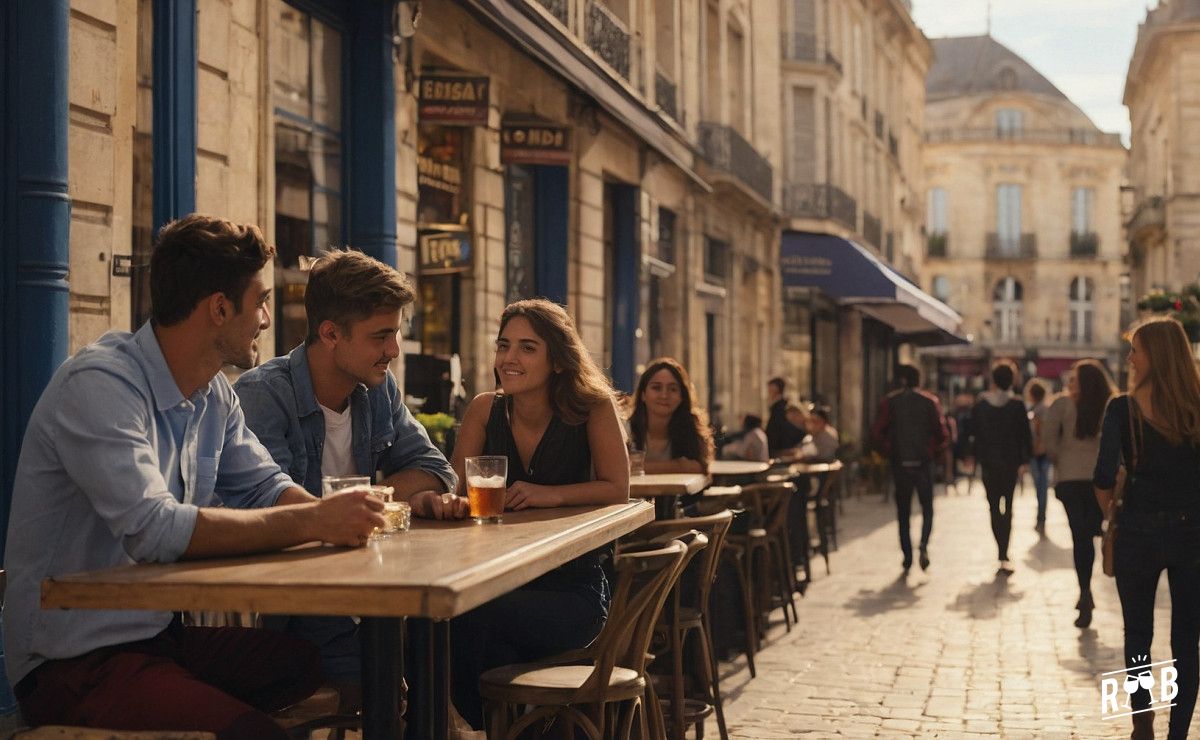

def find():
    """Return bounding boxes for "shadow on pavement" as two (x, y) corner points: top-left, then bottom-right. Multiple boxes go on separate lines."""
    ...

(1021, 532), (1075, 573)
(948, 573), (1025, 619)
(846, 572), (924, 617)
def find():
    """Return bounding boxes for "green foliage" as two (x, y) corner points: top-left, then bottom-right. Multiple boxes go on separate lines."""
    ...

(414, 412), (456, 446)
(1136, 285), (1200, 341)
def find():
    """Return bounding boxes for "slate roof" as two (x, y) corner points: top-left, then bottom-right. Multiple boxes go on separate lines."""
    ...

(926, 35), (1069, 102)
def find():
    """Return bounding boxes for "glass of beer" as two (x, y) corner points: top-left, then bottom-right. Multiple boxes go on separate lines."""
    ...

(367, 485), (395, 540)
(465, 456), (507, 524)
(322, 475), (371, 498)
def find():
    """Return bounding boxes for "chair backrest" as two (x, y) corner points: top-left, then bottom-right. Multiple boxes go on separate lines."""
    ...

(572, 536), (695, 702)
(623, 510), (733, 611)
(739, 482), (795, 536)
(814, 460), (844, 503)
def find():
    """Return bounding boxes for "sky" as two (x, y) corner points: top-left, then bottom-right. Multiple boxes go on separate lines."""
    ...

(911, 0), (1154, 144)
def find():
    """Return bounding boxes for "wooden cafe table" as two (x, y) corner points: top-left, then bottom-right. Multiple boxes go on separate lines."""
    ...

(708, 460), (770, 485)
(42, 501), (654, 740)
(629, 472), (711, 519)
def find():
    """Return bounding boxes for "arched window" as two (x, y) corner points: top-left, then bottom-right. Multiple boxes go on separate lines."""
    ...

(993, 277), (1023, 342)
(997, 66), (1018, 90)
(1069, 277), (1094, 344)
(932, 275), (951, 304)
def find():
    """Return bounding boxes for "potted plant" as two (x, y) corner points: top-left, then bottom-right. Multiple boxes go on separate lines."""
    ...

(414, 412), (457, 455)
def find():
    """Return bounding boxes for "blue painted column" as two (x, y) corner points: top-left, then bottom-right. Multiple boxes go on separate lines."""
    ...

(152, 0), (197, 230)
(609, 184), (640, 392)
(349, 0), (397, 266)
(535, 166), (569, 305)
(2, 0), (71, 557)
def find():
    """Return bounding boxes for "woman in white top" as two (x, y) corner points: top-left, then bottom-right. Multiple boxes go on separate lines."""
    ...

(1043, 358), (1115, 628)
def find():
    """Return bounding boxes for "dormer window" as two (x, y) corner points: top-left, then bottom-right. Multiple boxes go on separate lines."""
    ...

(998, 66), (1018, 90)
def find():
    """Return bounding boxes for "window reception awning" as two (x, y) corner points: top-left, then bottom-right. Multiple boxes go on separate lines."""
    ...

(781, 232), (967, 345)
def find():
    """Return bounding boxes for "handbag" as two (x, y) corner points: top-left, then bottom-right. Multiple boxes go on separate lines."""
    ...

(1103, 397), (1141, 577)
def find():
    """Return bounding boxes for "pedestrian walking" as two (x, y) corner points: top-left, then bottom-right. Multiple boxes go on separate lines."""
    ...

(1043, 359), (1114, 628)
(871, 364), (949, 572)
(970, 360), (1033, 576)
(765, 376), (805, 457)
(1095, 317), (1200, 740)
(1027, 379), (1051, 535)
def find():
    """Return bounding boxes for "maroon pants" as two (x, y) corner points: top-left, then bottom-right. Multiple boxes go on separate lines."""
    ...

(15, 619), (323, 740)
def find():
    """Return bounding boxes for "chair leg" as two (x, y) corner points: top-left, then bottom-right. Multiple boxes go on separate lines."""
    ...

(669, 621), (686, 740)
(729, 550), (757, 678)
(645, 675), (668, 740)
(697, 618), (730, 740)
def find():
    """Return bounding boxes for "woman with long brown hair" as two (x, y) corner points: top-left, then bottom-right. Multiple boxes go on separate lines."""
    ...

(447, 298), (629, 730)
(628, 357), (713, 474)
(1094, 316), (1200, 739)
(1044, 359), (1115, 628)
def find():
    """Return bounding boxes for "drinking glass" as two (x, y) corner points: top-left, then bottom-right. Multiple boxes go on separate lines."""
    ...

(384, 500), (412, 533)
(628, 449), (646, 477)
(367, 485), (395, 540)
(465, 456), (507, 524)
(322, 475), (371, 498)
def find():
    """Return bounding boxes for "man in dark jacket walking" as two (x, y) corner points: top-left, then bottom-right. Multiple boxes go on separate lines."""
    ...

(872, 365), (949, 572)
(970, 360), (1034, 575)
(765, 376), (805, 456)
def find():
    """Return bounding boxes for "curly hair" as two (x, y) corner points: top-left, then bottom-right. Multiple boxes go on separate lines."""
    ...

(628, 357), (714, 465)
(496, 299), (615, 425)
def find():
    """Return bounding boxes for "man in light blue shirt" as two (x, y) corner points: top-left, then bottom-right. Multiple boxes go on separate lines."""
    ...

(235, 249), (461, 705)
(4, 215), (385, 739)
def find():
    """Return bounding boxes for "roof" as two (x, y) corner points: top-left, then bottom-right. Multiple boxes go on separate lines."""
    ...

(926, 36), (1070, 103)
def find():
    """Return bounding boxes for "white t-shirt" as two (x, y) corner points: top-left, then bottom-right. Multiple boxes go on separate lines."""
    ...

(320, 403), (355, 478)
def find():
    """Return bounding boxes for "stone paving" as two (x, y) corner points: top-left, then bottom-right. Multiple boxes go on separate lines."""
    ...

(708, 479), (1197, 739)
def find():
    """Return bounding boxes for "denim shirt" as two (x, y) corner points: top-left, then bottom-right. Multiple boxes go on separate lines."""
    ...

(3, 323), (294, 686)
(234, 344), (456, 496)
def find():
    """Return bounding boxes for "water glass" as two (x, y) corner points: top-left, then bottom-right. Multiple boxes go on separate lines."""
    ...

(628, 449), (646, 477)
(322, 475), (371, 498)
(465, 456), (507, 524)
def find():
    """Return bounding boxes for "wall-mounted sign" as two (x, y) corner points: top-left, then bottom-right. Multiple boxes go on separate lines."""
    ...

(111, 254), (133, 277)
(419, 229), (471, 274)
(417, 154), (462, 195)
(418, 76), (490, 126)
(501, 124), (571, 166)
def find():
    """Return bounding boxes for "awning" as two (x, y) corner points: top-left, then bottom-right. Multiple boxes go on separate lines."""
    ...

(781, 232), (967, 343)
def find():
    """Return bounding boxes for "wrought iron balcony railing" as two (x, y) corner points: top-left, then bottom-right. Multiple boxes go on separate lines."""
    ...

(781, 32), (818, 62)
(927, 232), (947, 258)
(782, 183), (857, 231)
(1069, 231), (1098, 258)
(698, 122), (774, 202)
(925, 127), (1123, 147)
(825, 51), (843, 75)
(655, 71), (678, 121)
(534, 0), (568, 24)
(863, 212), (881, 248)
(985, 233), (1038, 260)
(586, 2), (630, 79)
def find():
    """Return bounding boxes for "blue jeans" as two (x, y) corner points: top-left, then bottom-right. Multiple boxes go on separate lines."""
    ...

(1030, 455), (1051, 525)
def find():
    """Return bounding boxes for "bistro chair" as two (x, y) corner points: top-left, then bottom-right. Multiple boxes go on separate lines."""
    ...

(624, 511), (733, 740)
(479, 538), (692, 740)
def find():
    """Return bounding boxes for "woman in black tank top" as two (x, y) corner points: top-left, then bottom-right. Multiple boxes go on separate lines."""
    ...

(448, 299), (629, 730)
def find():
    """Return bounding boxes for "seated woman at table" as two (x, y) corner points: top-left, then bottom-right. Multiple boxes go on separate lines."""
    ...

(448, 298), (629, 730)
(628, 357), (714, 474)
(721, 413), (770, 462)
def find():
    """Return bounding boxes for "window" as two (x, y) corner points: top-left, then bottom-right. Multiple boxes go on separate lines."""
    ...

(272, 1), (344, 354)
(1069, 277), (1094, 344)
(997, 67), (1018, 90)
(927, 187), (947, 234)
(658, 207), (677, 264)
(993, 277), (1023, 342)
(996, 108), (1023, 138)
(727, 23), (746, 134)
(704, 236), (729, 283)
(931, 275), (951, 304)
(1072, 187), (1094, 234)
(654, 0), (675, 79)
(996, 184), (1022, 253)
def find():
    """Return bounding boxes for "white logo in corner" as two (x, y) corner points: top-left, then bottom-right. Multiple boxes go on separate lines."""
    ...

(1101, 656), (1178, 720)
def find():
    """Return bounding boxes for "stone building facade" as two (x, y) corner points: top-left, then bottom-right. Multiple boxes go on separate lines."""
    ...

(920, 35), (1127, 388)
(1125, 0), (1200, 303)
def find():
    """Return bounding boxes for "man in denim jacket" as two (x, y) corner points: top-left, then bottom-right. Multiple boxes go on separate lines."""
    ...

(235, 249), (461, 707)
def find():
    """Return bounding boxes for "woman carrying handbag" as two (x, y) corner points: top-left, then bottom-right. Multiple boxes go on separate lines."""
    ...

(1094, 316), (1200, 740)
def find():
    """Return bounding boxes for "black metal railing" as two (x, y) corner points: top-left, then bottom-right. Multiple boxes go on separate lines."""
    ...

(586, 2), (630, 79)
(825, 50), (843, 75)
(781, 31), (818, 62)
(927, 232), (948, 258)
(534, 0), (568, 25)
(655, 71), (677, 121)
(863, 212), (881, 248)
(698, 122), (774, 202)
(1069, 231), (1099, 258)
(985, 233), (1038, 259)
(924, 127), (1123, 147)
(782, 183), (857, 231)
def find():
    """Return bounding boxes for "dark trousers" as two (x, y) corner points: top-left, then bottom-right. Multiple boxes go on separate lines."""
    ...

(892, 462), (933, 561)
(1114, 508), (1200, 739)
(981, 464), (1020, 560)
(450, 586), (606, 729)
(1055, 480), (1103, 599)
(1031, 455), (1051, 524)
(788, 477), (813, 578)
(14, 618), (322, 739)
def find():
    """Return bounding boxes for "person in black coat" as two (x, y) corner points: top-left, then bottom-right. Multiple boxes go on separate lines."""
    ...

(765, 376), (805, 456)
(970, 360), (1033, 575)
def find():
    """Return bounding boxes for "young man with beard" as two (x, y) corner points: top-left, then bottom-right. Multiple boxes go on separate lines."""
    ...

(234, 248), (459, 707)
(4, 215), (385, 738)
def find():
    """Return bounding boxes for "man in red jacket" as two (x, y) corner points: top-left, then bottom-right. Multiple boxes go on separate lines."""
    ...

(872, 365), (949, 572)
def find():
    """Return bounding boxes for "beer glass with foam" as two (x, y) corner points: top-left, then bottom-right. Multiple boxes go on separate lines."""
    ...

(465, 456), (507, 524)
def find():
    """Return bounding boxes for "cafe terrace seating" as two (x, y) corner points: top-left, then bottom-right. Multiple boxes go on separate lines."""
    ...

(479, 536), (696, 740)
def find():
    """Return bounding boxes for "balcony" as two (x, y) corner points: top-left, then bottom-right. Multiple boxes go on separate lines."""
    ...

(655, 71), (678, 121)
(697, 122), (773, 203)
(863, 212), (881, 248)
(1069, 231), (1099, 258)
(985, 233), (1038, 260)
(586, 2), (630, 79)
(1127, 196), (1165, 242)
(925, 127), (1123, 147)
(534, 0), (568, 24)
(782, 183), (857, 231)
(781, 31), (817, 62)
(825, 51), (843, 75)
(927, 232), (948, 258)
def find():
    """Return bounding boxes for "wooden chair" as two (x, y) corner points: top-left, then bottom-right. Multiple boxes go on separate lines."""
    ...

(804, 462), (844, 575)
(479, 538), (693, 740)
(739, 483), (800, 632)
(625, 511), (733, 740)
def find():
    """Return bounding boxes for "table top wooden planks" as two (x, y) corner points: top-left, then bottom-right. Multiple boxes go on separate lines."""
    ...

(708, 460), (770, 479)
(628, 473), (711, 497)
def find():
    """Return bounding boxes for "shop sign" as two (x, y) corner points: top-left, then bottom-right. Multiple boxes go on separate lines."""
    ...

(419, 230), (471, 274)
(501, 124), (571, 165)
(418, 76), (490, 126)
(417, 154), (462, 195)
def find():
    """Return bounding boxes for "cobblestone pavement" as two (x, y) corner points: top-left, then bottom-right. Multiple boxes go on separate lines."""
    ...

(709, 480), (1197, 738)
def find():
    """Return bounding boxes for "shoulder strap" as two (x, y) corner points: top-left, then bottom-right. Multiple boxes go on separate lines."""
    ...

(1114, 396), (1141, 509)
